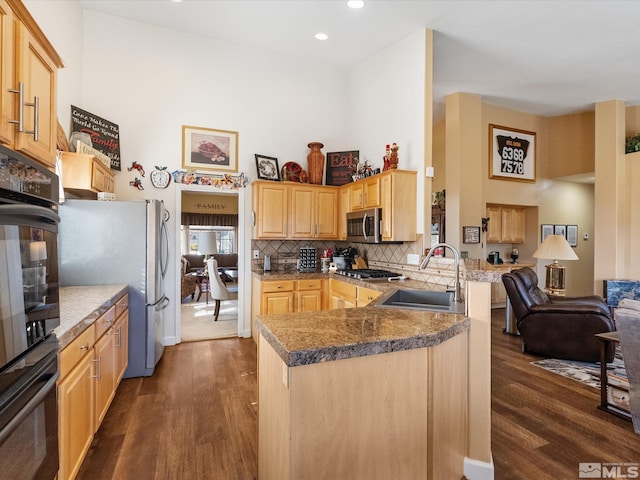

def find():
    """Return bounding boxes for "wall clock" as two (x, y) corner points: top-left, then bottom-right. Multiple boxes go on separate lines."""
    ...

(150, 166), (172, 188)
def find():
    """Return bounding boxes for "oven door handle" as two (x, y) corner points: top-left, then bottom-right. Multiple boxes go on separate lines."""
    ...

(0, 370), (59, 444)
(0, 204), (60, 227)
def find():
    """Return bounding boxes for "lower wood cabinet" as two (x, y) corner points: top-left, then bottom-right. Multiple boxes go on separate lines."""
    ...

(58, 293), (128, 480)
(330, 279), (382, 309)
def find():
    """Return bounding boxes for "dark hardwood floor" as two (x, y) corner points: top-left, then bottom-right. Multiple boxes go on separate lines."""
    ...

(77, 311), (640, 480)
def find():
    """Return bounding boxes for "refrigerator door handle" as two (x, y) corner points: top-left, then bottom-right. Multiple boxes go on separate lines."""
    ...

(149, 294), (170, 310)
(160, 218), (170, 279)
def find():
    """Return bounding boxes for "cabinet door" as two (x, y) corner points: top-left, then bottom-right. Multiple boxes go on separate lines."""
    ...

(114, 311), (128, 384)
(486, 206), (502, 243)
(13, 22), (57, 167)
(363, 177), (380, 208)
(350, 183), (364, 210)
(254, 182), (289, 239)
(357, 286), (381, 307)
(290, 185), (315, 238)
(501, 207), (525, 243)
(338, 186), (350, 240)
(58, 353), (95, 480)
(297, 290), (322, 312)
(263, 291), (294, 315)
(315, 187), (338, 238)
(0, 1), (14, 145)
(94, 329), (116, 430)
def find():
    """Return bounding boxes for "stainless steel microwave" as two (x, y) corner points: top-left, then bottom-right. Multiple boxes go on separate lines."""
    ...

(346, 208), (382, 244)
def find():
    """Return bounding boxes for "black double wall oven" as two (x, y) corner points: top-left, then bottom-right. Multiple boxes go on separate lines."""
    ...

(0, 144), (60, 479)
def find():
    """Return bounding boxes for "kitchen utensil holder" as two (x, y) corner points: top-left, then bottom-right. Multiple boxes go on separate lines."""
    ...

(299, 247), (317, 272)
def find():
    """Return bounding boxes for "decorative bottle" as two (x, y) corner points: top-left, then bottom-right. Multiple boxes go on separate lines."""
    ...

(307, 142), (325, 185)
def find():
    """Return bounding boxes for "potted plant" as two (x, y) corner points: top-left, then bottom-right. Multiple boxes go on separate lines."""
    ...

(626, 134), (640, 153)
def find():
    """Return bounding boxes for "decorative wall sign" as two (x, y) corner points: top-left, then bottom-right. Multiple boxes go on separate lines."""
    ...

(489, 124), (536, 182)
(255, 154), (280, 181)
(70, 105), (121, 171)
(182, 125), (238, 173)
(462, 226), (481, 244)
(325, 150), (359, 186)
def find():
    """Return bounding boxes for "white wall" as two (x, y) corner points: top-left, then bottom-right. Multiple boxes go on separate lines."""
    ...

(348, 30), (427, 234)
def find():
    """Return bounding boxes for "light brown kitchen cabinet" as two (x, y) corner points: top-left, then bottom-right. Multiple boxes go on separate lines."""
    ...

(60, 152), (115, 198)
(58, 294), (129, 480)
(486, 204), (526, 244)
(350, 175), (380, 210)
(252, 181), (289, 239)
(296, 279), (323, 312)
(380, 170), (417, 242)
(0, 0), (63, 168)
(338, 186), (350, 240)
(329, 278), (357, 309)
(260, 280), (295, 316)
(356, 286), (382, 307)
(290, 185), (338, 239)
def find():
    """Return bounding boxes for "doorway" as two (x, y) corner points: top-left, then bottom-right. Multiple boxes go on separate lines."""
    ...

(174, 184), (248, 342)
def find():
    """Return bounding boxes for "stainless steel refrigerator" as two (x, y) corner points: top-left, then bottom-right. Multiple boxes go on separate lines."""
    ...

(58, 199), (170, 378)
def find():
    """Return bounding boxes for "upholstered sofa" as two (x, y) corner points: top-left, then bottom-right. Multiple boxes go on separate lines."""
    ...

(182, 253), (238, 277)
(502, 267), (616, 363)
(181, 257), (197, 301)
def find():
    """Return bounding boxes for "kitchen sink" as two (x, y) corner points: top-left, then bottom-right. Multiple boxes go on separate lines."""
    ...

(375, 289), (465, 314)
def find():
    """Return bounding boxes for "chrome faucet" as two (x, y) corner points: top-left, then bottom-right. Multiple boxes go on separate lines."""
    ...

(419, 243), (463, 304)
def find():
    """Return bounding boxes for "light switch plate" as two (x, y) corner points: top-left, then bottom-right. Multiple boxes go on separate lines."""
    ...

(407, 253), (420, 265)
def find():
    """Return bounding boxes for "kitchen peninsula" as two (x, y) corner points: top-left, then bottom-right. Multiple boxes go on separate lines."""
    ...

(256, 263), (496, 479)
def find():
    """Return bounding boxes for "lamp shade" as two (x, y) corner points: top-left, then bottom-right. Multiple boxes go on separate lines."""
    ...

(532, 235), (578, 261)
(198, 232), (217, 255)
(29, 241), (47, 261)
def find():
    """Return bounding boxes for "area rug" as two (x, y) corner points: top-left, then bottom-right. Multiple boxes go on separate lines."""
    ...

(180, 299), (238, 342)
(531, 347), (629, 410)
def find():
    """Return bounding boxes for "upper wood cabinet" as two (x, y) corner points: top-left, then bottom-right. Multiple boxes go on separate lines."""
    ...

(486, 204), (526, 243)
(0, 0), (63, 168)
(252, 181), (289, 239)
(380, 170), (417, 242)
(350, 176), (380, 210)
(290, 184), (338, 239)
(337, 186), (350, 240)
(252, 181), (338, 240)
(61, 152), (115, 198)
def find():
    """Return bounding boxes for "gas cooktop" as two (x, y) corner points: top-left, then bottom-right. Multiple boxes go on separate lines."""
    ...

(337, 268), (401, 280)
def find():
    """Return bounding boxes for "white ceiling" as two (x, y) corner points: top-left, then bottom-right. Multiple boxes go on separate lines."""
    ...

(80, 0), (640, 120)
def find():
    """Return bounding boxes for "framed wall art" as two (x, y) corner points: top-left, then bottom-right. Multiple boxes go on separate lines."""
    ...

(489, 124), (536, 182)
(255, 154), (280, 181)
(462, 226), (481, 244)
(541, 224), (554, 242)
(566, 225), (578, 247)
(554, 224), (566, 238)
(182, 125), (238, 172)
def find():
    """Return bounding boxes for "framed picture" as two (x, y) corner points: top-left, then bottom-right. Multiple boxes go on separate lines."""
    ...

(182, 125), (238, 172)
(325, 150), (359, 186)
(462, 226), (481, 244)
(554, 224), (567, 238)
(255, 154), (280, 181)
(566, 224), (578, 247)
(541, 224), (554, 242)
(489, 124), (536, 182)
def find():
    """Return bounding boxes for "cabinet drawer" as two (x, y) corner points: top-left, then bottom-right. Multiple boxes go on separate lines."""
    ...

(330, 279), (357, 299)
(357, 287), (382, 304)
(60, 325), (95, 379)
(95, 306), (116, 339)
(296, 279), (322, 291)
(262, 280), (295, 293)
(115, 294), (128, 319)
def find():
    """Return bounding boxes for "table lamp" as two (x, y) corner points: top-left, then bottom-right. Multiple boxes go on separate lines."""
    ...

(198, 232), (217, 275)
(532, 234), (578, 295)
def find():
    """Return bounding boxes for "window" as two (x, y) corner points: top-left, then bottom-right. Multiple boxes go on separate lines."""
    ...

(182, 226), (235, 254)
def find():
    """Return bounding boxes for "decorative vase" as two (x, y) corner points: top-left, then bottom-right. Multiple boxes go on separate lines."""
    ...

(307, 142), (325, 185)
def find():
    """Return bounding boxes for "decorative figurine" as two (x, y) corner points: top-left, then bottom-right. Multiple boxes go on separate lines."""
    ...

(129, 177), (144, 190)
(383, 144), (391, 171)
(389, 143), (399, 169)
(128, 161), (145, 177)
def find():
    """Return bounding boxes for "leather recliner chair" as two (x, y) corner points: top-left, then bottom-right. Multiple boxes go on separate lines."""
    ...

(502, 267), (616, 363)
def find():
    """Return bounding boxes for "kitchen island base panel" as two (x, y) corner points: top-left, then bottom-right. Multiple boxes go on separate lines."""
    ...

(258, 331), (468, 479)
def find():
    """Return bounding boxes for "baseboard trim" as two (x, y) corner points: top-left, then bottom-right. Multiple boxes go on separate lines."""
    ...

(464, 455), (494, 480)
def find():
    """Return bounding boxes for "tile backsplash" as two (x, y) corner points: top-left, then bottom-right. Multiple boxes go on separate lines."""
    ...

(250, 235), (464, 289)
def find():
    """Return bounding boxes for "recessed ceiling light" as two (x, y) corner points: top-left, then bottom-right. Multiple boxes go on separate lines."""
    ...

(347, 0), (365, 8)
(315, 33), (329, 41)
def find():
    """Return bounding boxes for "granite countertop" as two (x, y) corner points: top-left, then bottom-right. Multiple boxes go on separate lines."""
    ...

(55, 285), (128, 349)
(257, 293), (469, 367)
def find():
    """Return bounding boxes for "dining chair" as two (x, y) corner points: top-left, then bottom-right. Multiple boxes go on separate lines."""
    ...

(206, 258), (237, 321)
